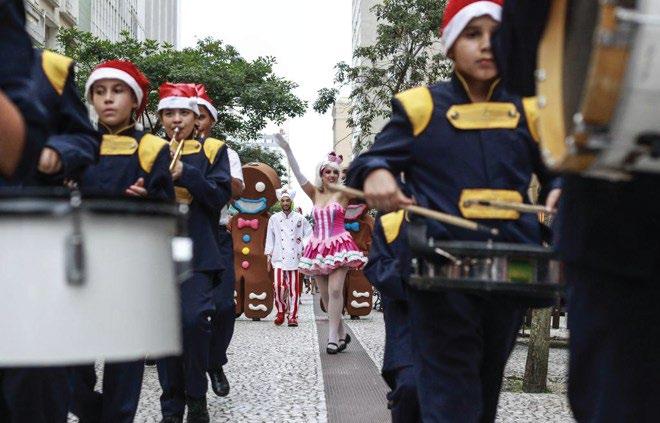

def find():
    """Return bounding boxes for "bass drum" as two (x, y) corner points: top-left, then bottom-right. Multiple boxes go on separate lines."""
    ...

(537, 0), (660, 178)
(0, 189), (182, 366)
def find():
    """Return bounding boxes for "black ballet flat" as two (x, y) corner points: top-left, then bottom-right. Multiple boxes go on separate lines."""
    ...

(326, 342), (339, 354)
(338, 333), (351, 352)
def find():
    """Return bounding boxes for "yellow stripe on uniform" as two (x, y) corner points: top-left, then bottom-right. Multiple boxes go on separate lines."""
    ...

(522, 97), (541, 142)
(446, 103), (520, 130)
(100, 135), (138, 156)
(42, 50), (73, 95)
(395, 86), (433, 136)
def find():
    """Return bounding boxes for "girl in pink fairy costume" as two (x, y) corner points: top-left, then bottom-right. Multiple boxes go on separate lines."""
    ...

(275, 132), (367, 354)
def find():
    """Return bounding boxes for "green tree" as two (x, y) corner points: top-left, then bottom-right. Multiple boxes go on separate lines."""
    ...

(314, 0), (451, 152)
(57, 28), (305, 176)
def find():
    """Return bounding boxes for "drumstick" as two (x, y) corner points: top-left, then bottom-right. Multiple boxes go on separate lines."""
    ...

(169, 127), (183, 172)
(328, 184), (499, 236)
(463, 199), (556, 215)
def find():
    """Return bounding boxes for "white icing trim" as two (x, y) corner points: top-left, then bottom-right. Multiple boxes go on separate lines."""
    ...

(352, 290), (370, 298)
(248, 304), (268, 311)
(441, 2), (502, 54)
(350, 300), (370, 309)
(249, 292), (267, 300)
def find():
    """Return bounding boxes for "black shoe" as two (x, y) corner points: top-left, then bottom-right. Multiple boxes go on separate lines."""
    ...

(160, 417), (183, 423)
(338, 333), (351, 352)
(208, 367), (230, 397)
(185, 396), (210, 423)
(326, 342), (339, 354)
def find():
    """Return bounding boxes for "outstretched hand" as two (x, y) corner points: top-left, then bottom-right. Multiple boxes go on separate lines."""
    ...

(273, 129), (291, 151)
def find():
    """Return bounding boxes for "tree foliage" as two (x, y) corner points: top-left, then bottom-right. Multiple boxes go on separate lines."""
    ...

(57, 28), (305, 176)
(314, 0), (451, 152)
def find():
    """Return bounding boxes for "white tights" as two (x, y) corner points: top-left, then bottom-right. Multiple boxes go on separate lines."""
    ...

(317, 267), (348, 345)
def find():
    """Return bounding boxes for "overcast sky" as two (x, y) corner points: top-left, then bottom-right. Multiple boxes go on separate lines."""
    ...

(180, 0), (353, 213)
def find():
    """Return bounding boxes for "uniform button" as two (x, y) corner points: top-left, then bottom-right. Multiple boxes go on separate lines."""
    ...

(243, 234), (251, 243)
(241, 260), (250, 269)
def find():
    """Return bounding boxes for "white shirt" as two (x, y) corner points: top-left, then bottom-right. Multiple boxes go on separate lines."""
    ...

(219, 147), (244, 225)
(264, 210), (312, 270)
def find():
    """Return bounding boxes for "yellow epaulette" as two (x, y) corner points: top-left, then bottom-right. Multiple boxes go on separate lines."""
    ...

(138, 134), (168, 173)
(522, 97), (541, 142)
(380, 210), (406, 244)
(42, 50), (74, 95)
(203, 137), (226, 164)
(394, 86), (434, 136)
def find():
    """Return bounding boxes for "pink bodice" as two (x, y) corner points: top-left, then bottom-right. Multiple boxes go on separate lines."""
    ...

(312, 202), (347, 239)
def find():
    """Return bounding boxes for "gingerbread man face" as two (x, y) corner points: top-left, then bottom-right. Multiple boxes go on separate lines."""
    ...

(234, 162), (281, 215)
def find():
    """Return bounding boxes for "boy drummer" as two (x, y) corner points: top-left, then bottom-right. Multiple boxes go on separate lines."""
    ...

(347, 0), (560, 420)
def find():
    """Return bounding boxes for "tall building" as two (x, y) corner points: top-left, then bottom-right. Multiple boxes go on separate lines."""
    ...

(332, 98), (353, 164)
(24, 0), (80, 48)
(144, 0), (179, 47)
(85, 0), (146, 42)
(352, 0), (379, 56)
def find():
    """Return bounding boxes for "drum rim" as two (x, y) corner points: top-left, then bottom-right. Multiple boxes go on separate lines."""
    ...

(0, 188), (178, 217)
(408, 275), (564, 298)
(432, 240), (554, 257)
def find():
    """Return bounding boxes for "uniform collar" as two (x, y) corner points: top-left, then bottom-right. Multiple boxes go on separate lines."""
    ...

(99, 121), (136, 136)
(451, 71), (501, 103)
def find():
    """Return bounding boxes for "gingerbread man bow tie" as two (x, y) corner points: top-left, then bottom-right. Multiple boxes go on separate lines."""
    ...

(237, 218), (259, 230)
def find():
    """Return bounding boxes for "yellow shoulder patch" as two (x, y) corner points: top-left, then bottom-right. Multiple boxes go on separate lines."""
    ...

(522, 97), (541, 142)
(138, 134), (168, 173)
(100, 135), (139, 156)
(380, 210), (406, 244)
(203, 137), (226, 164)
(394, 86), (433, 136)
(446, 103), (520, 130)
(42, 50), (73, 95)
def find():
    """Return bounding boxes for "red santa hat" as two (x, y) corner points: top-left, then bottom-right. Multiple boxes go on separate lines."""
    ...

(157, 82), (200, 115)
(440, 0), (503, 55)
(194, 84), (218, 122)
(85, 60), (150, 116)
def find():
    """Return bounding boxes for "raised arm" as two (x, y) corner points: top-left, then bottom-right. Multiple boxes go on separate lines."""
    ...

(274, 132), (316, 201)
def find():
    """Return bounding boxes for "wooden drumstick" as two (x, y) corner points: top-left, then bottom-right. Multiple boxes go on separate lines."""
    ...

(463, 199), (557, 215)
(169, 127), (183, 172)
(328, 184), (500, 236)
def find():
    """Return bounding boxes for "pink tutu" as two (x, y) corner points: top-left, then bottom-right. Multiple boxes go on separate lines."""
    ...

(298, 202), (367, 276)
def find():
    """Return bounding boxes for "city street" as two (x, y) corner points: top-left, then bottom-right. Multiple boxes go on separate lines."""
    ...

(69, 294), (574, 422)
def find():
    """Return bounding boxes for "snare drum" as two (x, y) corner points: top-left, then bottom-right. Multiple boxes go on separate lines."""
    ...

(537, 0), (660, 178)
(0, 190), (183, 366)
(409, 240), (562, 299)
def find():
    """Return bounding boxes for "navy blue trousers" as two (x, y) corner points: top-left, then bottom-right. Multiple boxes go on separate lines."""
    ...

(381, 296), (420, 423)
(209, 230), (235, 369)
(68, 361), (144, 423)
(0, 367), (69, 423)
(567, 265), (660, 423)
(157, 271), (215, 417)
(407, 289), (524, 423)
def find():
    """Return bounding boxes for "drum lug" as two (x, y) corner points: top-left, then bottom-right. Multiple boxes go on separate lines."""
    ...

(66, 191), (85, 286)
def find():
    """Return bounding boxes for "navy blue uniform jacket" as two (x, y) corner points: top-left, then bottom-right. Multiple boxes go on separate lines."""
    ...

(347, 74), (559, 245)
(81, 124), (174, 202)
(0, 0), (48, 181)
(30, 49), (99, 185)
(173, 137), (232, 273)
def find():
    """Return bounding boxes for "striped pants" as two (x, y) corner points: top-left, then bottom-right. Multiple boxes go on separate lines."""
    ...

(273, 267), (301, 319)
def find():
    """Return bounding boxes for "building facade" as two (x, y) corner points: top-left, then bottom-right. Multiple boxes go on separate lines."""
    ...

(24, 0), (80, 48)
(144, 0), (178, 47)
(24, 0), (178, 47)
